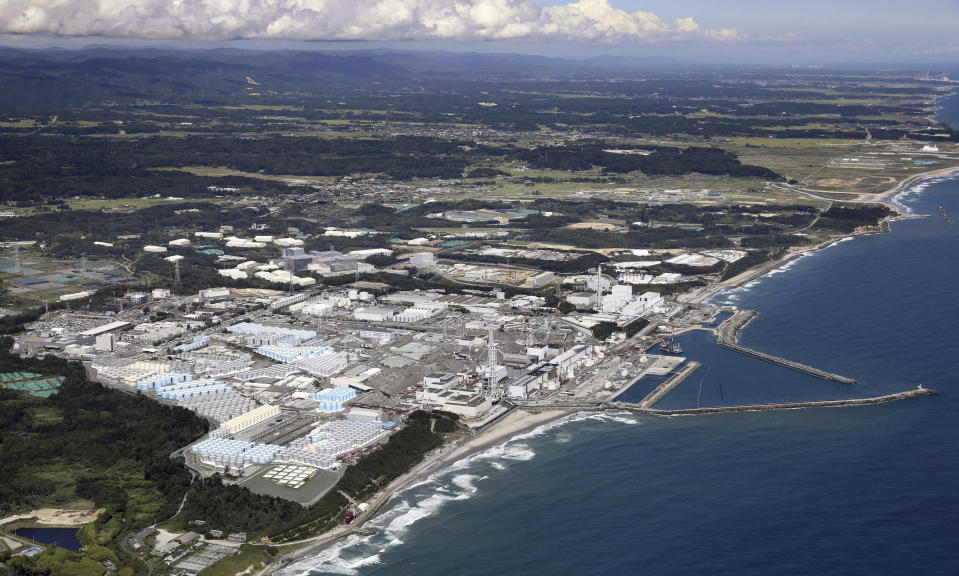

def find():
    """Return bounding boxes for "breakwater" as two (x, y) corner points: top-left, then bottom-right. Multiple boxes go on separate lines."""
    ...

(637, 361), (701, 409)
(613, 387), (936, 416)
(515, 387), (937, 416)
(716, 310), (856, 384)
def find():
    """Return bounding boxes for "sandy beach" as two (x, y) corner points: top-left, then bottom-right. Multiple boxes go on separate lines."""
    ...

(879, 164), (959, 205)
(262, 408), (568, 574)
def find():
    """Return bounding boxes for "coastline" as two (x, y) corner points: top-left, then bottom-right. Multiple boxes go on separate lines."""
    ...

(264, 408), (568, 574)
(880, 164), (959, 213)
(261, 159), (959, 575)
(690, 164), (959, 307)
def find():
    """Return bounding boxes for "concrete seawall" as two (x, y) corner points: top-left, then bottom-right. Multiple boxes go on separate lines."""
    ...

(517, 387), (936, 416)
(638, 361), (701, 409)
(716, 310), (856, 384)
(613, 387), (936, 416)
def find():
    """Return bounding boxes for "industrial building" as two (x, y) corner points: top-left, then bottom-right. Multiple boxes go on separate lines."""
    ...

(228, 323), (316, 342)
(95, 334), (115, 352)
(346, 407), (382, 422)
(566, 292), (596, 309)
(294, 352), (351, 378)
(77, 321), (132, 344)
(524, 271), (555, 288)
(415, 372), (493, 418)
(443, 394), (493, 418)
(59, 290), (95, 302)
(393, 307), (440, 323)
(409, 252), (436, 268)
(220, 405), (282, 434)
(353, 307), (395, 322)
(232, 364), (301, 383)
(257, 344), (335, 363)
(270, 293), (308, 310)
(601, 284), (634, 313)
(254, 269), (317, 287)
(279, 247), (317, 272)
(551, 345), (589, 379)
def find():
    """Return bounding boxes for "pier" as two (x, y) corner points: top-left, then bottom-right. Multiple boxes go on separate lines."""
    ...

(716, 310), (856, 384)
(638, 361), (701, 409)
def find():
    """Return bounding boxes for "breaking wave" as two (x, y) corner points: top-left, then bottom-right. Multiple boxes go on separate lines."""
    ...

(278, 410), (642, 575)
(892, 175), (950, 214)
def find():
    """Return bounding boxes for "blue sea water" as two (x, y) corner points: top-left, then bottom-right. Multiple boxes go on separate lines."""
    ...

(285, 94), (959, 576)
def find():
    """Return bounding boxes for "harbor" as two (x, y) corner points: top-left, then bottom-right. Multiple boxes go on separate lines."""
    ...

(516, 303), (928, 416)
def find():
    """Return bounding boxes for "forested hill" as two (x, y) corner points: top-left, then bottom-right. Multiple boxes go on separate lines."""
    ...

(516, 143), (781, 179)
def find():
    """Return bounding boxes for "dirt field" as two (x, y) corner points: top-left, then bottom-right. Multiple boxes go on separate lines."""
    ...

(564, 221), (623, 231)
(0, 508), (104, 527)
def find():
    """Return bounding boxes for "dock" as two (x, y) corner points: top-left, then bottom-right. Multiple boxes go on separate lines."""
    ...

(716, 310), (856, 384)
(638, 361), (701, 409)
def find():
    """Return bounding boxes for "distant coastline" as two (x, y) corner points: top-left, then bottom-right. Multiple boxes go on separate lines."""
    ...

(265, 152), (959, 575)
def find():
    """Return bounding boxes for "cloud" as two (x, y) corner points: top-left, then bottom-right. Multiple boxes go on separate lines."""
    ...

(674, 17), (699, 33)
(0, 0), (735, 43)
(703, 28), (742, 42)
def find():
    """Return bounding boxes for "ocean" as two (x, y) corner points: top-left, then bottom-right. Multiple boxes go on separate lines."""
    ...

(283, 91), (959, 576)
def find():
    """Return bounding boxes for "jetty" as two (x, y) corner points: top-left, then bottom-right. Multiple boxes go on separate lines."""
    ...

(938, 205), (954, 224)
(716, 310), (856, 384)
(515, 387), (936, 416)
(637, 362), (701, 409)
(612, 387), (936, 416)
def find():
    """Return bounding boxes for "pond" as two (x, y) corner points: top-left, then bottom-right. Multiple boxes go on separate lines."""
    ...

(14, 527), (82, 551)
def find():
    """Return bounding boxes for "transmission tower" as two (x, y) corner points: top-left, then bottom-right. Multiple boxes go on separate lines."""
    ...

(13, 245), (22, 276)
(486, 327), (499, 399)
(285, 255), (295, 294)
(173, 260), (182, 288)
(594, 264), (604, 308)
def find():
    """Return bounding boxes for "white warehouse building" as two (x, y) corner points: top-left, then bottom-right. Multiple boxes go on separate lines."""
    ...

(409, 252), (436, 268)
(353, 307), (395, 322)
(220, 405), (282, 434)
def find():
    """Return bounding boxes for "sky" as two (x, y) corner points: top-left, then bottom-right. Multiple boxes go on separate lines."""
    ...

(0, 0), (957, 64)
